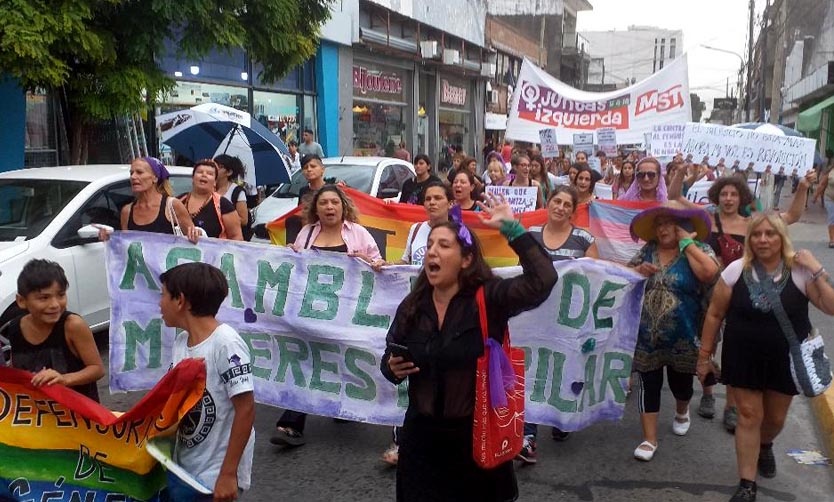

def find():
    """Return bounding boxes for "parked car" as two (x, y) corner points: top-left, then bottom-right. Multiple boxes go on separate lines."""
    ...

(0, 164), (193, 331)
(251, 157), (416, 232)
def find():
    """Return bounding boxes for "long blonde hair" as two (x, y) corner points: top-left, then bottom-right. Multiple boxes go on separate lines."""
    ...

(741, 212), (795, 270)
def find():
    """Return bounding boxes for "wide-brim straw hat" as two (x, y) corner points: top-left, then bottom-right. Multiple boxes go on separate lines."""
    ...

(629, 201), (712, 242)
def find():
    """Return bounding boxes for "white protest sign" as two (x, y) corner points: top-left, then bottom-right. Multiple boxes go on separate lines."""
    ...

(650, 124), (685, 158)
(597, 127), (618, 156)
(587, 157), (602, 174)
(685, 180), (713, 203)
(539, 128), (560, 157)
(573, 133), (595, 156)
(486, 185), (539, 213)
(680, 122), (817, 174)
(594, 183), (614, 200)
(105, 232), (646, 431)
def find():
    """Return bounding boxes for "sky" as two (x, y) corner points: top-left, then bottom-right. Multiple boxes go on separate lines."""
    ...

(576, 0), (765, 119)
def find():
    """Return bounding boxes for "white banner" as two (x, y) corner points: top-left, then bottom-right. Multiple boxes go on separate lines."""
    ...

(685, 180), (713, 203)
(597, 128), (618, 156)
(680, 122), (817, 174)
(650, 124), (686, 158)
(507, 55), (691, 145)
(539, 128), (560, 157)
(105, 232), (645, 431)
(486, 185), (539, 213)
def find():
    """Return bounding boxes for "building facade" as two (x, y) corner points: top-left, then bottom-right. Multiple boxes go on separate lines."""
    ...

(582, 26), (683, 89)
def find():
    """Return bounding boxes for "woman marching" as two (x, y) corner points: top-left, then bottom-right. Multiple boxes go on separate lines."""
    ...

(381, 193), (558, 501)
(698, 213), (834, 501)
(179, 159), (244, 240)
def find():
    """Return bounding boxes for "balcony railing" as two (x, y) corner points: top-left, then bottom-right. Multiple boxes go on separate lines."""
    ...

(562, 32), (591, 55)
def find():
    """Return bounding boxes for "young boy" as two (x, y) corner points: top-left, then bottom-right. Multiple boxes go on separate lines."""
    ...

(3, 259), (103, 401)
(159, 262), (255, 500)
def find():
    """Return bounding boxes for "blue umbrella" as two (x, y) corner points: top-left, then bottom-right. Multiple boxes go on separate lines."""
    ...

(732, 122), (824, 165)
(158, 104), (291, 186)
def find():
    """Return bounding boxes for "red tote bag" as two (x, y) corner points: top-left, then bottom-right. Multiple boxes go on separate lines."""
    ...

(472, 286), (526, 469)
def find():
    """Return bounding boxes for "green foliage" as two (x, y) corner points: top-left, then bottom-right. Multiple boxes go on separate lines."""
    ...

(0, 0), (331, 121)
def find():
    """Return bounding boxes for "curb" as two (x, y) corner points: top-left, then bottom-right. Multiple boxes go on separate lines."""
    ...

(811, 386), (834, 458)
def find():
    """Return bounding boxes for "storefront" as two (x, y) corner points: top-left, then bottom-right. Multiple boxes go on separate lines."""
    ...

(351, 59), (413, 157)
(438, 74), (475, 165)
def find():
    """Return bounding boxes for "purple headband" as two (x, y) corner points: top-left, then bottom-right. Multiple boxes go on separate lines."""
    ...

(142, 157), (170, 182)
(449, 205), (473, 248)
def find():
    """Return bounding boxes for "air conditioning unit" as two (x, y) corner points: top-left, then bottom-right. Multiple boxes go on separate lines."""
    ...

(489, 90), (499, 104)
(420, 41), (441, 59)
(442, 49), (461, 65)
(480, 63), (496, 78)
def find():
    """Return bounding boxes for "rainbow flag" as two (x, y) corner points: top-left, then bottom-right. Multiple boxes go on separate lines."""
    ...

(0, 359), (206, 501)
(266, 189), (659, 265)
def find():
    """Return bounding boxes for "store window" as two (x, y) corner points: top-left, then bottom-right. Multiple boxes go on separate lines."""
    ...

(253, 91), (300, 144)
(438, 76), (471, 163)
(351, 62), (410, 157)
(303, 95), (317, 138)
(160, 81), (249, 113)
(24, 90), (58, 167)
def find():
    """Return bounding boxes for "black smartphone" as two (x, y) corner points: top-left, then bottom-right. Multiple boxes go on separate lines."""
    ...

(387, 342), (413, 362)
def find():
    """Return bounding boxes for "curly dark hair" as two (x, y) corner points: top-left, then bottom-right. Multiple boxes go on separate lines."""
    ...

(707, 176), (753, 209)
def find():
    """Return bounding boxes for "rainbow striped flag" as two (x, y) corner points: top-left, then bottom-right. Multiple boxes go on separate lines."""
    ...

(0, 359), (206, 501)
(266, 189), (659, 265)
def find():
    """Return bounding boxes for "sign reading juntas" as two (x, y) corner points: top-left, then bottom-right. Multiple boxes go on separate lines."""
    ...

(506, 55), (691, 145)
(650, 124), (686, 158)
(597, 127), (618, 156)
(539, 128), (560, 157)
(106, 232), (645, 431)
(680, 122), (818, 174)
(486, 185), (539, 213)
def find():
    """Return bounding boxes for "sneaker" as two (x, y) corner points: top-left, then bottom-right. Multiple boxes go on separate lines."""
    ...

(672, 411), (691, 436)
(724, 407), (738, 434)
(269, 426), (306, 447)
(729, 479), (757, 501)
(516, 435), (537, 464)
(758, 443), (776, 478)
(698, 394), (716, 419)
(551, 427), (570, 441)
(382, 444), (399, 466)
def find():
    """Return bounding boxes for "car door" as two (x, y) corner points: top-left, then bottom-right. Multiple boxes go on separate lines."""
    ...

(51, 181), (133, 330)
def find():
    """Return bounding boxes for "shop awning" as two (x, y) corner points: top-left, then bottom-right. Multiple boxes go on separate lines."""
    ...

(485, 112), (507, 130)
(797, 94), (834, 132)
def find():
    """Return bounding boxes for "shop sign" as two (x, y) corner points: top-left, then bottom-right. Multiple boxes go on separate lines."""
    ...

(441, 79), (468, 107)
(353, 65), (403, 98)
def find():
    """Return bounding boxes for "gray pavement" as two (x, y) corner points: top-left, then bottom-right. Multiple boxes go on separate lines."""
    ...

(100, 190), (834, 501)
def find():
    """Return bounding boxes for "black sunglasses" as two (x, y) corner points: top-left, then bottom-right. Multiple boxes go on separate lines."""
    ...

(636, 171), (658, 180)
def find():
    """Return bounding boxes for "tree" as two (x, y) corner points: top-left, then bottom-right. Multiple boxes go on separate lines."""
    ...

(0, 0), (331, 163)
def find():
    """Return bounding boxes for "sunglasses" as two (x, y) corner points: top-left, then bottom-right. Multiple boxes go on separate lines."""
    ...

(636, 171), (658, 180)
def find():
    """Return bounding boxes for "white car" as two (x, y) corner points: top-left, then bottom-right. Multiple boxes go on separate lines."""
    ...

(252, 156), (416, 230)
(0, 164), (193, 331)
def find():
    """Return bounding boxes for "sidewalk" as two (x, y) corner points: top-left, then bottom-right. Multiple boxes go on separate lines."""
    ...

(784, 195), (834, 460)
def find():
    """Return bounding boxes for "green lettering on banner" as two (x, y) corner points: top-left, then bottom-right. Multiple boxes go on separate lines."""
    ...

(557, 273), (590, 329)
(240, 332), (272, 379)
(118, 242), (158, 291)
(599, 352), (632, 404)
(593, 281), (627, 329)
(274, 335), (309, 387)
(528, 347), (551, 403)
(578, 354), (598, 412)
(344, 348), (377, 401)
(352, 271), (391, 328)
(299, 265), (344, 320)
(220, 253), (244, 309)
(309, 341), (341, 394)
(165, 247), (201, 270)
(255, 261), (293, 316)
(546, 351), (577, 413)
(122, 319), (162, 371)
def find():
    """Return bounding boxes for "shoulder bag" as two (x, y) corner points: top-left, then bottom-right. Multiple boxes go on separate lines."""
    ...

(472, 286), (526, 469)
(715, 213), (744, 265)
(754, 262), (832, 397)
(166, 196), (184, 237)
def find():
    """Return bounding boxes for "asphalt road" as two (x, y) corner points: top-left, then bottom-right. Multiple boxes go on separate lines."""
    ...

(101, 193), (834, 502)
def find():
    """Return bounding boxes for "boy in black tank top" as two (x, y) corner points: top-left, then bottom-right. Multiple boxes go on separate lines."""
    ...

(2, 259), (104, 401)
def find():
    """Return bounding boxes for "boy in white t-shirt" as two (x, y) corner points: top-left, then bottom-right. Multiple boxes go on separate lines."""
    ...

(159, 263), (255, 500)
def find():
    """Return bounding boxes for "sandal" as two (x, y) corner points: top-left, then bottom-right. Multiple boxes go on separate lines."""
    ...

(382, 444), (399, 466)
(270, 426), (306, 447)
(633, 440), (657, 461)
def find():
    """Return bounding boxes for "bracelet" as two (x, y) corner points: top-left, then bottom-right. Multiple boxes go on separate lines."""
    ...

(679, 238), (695, 253)
(812, 267), (827, 281)
(500, 219), (525, 242)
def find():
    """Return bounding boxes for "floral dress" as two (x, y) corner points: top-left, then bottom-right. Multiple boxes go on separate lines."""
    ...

(628, 241), (716, 374)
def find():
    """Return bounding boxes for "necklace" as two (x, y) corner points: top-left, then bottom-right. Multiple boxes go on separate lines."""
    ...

(184, 193), (211, 217)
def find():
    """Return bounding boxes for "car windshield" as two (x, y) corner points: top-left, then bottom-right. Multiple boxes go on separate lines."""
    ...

(271, 164), (376, 197)
(0, 179), (88, 241)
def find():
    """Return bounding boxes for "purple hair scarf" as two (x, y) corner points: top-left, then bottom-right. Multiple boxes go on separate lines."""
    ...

(143, 156), (170, 181)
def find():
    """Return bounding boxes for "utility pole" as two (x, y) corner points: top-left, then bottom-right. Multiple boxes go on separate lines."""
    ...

(746, 0), (754, 122)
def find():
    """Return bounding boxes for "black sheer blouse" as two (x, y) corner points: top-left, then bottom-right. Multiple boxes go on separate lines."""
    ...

(381, 232), (557, 419)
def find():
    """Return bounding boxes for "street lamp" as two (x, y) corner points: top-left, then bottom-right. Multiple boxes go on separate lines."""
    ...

(700, 44), (749, 122)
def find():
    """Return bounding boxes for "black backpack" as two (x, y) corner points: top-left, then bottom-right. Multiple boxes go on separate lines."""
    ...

(232, 185), (255, 241)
